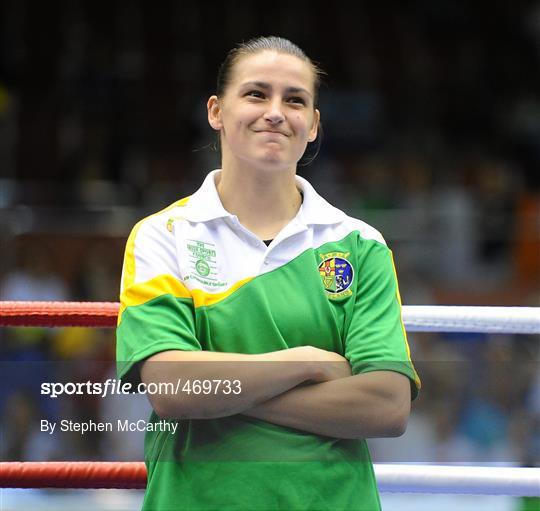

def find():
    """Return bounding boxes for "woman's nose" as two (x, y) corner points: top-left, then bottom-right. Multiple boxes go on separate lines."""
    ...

(263, 98), (285, 124)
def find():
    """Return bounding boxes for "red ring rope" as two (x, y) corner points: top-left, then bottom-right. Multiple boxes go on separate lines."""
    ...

(0, 462), (147, 489)
(0, 301), (119, 328)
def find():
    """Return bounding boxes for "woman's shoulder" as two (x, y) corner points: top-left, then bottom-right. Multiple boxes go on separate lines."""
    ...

(311, 205), (388, 250)
(339, 214), (387, 247)
(126, 196), (192, 244)
(298, 175), (387, 247)
(144, 196), (191, 225)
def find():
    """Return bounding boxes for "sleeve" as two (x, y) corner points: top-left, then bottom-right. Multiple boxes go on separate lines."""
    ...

(344, 237), (420, 400)
(116, 216), (202, 384)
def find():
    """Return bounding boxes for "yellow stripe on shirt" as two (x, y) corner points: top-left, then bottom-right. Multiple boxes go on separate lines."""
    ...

(118, 273), (192, 324)
(191, 277), (253, 308)
(390, 251), (421, 389)
(118, 274), (254, 324)
(121, 196), (190, 292)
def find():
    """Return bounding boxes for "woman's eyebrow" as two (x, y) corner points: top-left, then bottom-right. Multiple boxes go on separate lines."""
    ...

(241, 81), (312, 97)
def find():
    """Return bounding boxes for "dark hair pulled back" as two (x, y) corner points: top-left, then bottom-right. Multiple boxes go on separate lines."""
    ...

(217, 36), (325, 106)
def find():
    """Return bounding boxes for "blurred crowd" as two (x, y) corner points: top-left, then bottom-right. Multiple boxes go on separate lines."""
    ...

(0, 0), (539, 483)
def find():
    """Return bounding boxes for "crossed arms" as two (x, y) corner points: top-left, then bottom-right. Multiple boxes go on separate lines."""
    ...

(140, 347), (411, 440)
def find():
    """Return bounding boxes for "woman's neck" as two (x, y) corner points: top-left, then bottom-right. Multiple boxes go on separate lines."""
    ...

(216, 161), (302, 241)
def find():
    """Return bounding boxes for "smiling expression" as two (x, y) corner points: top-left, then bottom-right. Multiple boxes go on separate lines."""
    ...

(208, 51), (320, 172)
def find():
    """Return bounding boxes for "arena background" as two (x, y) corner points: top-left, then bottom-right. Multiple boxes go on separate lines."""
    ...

(0, 1), (539, 510)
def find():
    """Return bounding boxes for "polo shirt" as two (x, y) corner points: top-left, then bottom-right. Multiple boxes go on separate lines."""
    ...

(116, 169), (420, 511)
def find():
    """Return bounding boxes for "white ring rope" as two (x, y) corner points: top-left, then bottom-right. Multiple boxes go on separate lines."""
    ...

(374, 464), (540, 496)
(403, 306), (540, 334)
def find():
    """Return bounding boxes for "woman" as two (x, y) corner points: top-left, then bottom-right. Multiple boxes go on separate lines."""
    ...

(117, 36), (420, 511)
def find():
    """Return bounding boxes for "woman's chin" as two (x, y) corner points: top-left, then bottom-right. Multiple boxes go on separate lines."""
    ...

(253, 150), (297, 170)
(231, 150), (298, 173)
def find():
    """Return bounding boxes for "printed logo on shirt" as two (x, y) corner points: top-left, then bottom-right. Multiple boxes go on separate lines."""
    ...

(318, 252), (354, 299)
(185, 240), (228, 288)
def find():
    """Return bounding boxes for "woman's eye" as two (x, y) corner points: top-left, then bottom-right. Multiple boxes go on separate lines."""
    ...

(287, 96), (306, 105)
(246, 90), (264, 99)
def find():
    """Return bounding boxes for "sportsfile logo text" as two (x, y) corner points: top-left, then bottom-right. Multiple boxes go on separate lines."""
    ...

(41, 378), (242, 398)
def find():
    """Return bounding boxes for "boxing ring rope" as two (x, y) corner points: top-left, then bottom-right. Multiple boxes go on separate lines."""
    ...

(0, 301), (119, 328)
(0, 462), (146, 490)
(1, 301), (539, 496)
(1, 301), (539, 333)
(0, 462), (538, 496)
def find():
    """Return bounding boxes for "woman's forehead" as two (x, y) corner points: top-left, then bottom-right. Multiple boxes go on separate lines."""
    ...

(230, 51), (314, 91)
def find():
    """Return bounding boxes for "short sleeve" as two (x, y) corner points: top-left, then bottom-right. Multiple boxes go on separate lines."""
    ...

(344, 238), (420, 399)
(116, 215), (201, 384)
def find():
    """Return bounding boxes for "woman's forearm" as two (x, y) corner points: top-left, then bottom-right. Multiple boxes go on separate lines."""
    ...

(140, 347), (349, 420)
(242, 371), (411, 440)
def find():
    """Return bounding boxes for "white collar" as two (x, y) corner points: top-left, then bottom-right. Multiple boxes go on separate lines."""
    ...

(182, 169), (346, 226)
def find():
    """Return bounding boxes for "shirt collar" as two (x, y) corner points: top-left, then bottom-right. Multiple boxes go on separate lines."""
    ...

(295, 174), (346, 225)
(182, 169), (346, 225)
(182, 170), (233, 222)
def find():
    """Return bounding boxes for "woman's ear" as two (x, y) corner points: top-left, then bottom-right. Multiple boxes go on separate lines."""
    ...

(308, 109), (320, 142)
(207, 95), (223, 131)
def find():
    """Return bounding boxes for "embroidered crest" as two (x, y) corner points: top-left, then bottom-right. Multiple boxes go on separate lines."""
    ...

(318, 252), (354, 299)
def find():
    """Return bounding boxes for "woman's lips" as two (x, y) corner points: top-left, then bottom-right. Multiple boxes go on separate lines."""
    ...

(254, 130), (289, 137)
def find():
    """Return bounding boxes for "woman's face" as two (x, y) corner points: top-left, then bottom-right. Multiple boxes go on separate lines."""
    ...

(208, 51), (320, 172)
